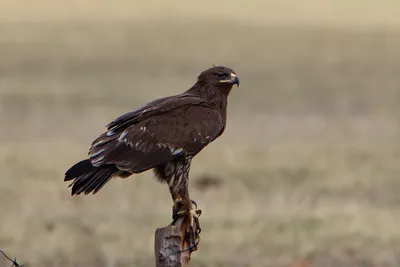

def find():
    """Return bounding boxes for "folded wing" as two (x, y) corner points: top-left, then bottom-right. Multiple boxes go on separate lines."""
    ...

(88, 94), (224, 173)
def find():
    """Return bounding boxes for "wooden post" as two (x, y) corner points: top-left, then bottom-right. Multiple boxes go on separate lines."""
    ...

(154, 215), (201, 267)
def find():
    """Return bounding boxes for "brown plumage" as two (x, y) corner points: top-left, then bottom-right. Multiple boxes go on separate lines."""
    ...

(64, 65), (239, 225)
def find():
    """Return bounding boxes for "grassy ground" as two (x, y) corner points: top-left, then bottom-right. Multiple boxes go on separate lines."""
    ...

(1, 2), (400, 267)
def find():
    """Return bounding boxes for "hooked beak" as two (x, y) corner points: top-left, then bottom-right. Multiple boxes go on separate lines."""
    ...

(220, 73), (240, 87)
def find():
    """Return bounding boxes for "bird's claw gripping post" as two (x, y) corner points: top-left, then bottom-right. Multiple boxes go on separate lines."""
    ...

(171, 199), (202, 250)
(187, 209), (202, 250)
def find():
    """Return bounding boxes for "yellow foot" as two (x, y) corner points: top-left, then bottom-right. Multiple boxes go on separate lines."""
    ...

(188, 209), (201, 228)
(176, 207), (201, 230)
(185, 208), (202, 250)
(172, 199), (199, 223)
(171, 200), (202, 250)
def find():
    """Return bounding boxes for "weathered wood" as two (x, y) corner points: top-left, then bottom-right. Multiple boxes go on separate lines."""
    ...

(154, 216), (201, 267)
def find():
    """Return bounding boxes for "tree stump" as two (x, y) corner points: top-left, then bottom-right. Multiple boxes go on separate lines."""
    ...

(154, 215), (201, 267)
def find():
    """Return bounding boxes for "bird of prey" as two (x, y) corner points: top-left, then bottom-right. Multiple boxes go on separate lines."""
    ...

(64, 65), (239, 244)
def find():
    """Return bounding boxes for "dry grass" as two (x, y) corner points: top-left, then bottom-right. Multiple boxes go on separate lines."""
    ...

(1, 2), (400, 267)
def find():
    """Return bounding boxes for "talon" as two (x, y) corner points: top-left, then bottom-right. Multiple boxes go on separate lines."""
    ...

(185, 237), (201, 252)
(192, 215), (201, 236)
(195, 209), (201, 217)
(186, 226), (197, 247)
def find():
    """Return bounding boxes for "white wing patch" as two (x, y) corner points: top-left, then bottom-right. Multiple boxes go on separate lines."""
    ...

(89, 149), (104, 158)
(89, 148), (105, 166)
(92, 139), (105, 147)
(201, 135), (211, 144)
(118, 130), (129, 143)
(171, 148), (184, 155)
(91, 155), (104, 165)
(156, 143), (184, 156)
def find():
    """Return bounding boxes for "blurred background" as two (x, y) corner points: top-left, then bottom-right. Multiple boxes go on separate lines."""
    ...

(1, 1), (400, 266)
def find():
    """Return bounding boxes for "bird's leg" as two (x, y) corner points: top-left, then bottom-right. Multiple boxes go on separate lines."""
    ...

(171, 198), (183, 224)
(168, 164), (201, 249)
(169, 179), (200, 224)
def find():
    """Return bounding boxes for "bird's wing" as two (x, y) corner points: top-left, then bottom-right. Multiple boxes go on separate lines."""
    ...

(88, 94), (224, 173)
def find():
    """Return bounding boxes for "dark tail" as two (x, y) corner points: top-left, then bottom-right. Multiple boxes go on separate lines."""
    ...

(64, 159), (119, 195)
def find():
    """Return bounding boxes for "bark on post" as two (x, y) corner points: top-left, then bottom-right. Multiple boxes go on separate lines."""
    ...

(154, 216), (201, 267)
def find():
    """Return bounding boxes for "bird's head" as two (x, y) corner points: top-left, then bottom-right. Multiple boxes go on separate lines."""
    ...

(197, 66), (240, 89)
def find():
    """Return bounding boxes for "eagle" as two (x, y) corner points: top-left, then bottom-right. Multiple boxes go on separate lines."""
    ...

(64, 66), (239, 243)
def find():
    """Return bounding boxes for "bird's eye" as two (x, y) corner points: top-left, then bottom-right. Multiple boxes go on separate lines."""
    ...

(216, 73), (225, 78)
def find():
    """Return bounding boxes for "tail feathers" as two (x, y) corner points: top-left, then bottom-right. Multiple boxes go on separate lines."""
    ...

(65, 159), (97, 181)
(65, 159), (119, 195)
